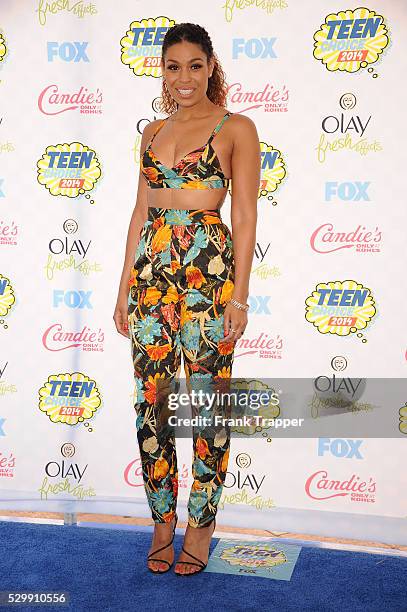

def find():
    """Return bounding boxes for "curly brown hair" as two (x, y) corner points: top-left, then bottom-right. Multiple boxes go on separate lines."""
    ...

(157, 22), (228, 115)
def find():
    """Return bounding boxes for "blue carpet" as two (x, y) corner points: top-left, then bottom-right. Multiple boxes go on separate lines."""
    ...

(0, 521), (406, 612)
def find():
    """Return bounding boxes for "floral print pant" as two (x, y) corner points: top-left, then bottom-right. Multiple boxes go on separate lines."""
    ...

(127, 207), (235, 528)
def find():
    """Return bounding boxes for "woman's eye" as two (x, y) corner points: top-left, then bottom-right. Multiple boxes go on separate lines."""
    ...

(167, 64), (202, 70)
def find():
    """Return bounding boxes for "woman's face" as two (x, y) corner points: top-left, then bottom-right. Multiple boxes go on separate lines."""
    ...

(161, 41), (214, 105)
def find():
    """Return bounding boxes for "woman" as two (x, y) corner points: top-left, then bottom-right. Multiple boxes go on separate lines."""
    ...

(114, 22), (260, 576)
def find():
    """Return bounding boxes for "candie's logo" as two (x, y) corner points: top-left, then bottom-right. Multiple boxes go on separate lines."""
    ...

(259, 142), (286, 204)
(0, 274), (16, 328)
(0, 31), (7, 63)
(39, 372), (102, 425)
(120, 16), (175, 77)
(310, 223), (381, 254)
(305, 280), (376, 341)
(37, 142), (101, 198)
(313, 7), (389, 74)
(305, 470), (376, 503)
(38, 85), (103, 116)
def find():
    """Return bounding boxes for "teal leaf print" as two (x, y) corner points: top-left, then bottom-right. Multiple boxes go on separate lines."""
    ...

(193, 458), (216, 476)
(183, 227), (208, 264)
(165, 209), (192, 226)
(159, 246), (171, 265)
(183, 244), (201, 265)
(134, 315), (162, 344)
(194, 227), (208, 248)
(205, 317), (224, 342)
(185, 289), (212, 307)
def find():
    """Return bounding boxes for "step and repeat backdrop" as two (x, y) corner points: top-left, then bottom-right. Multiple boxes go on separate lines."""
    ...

(1, 2), (406, 544)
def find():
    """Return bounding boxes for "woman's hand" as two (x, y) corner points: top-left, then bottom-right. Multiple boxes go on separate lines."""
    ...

(220, 301), (248, 344)
(113, 292), (130, 338)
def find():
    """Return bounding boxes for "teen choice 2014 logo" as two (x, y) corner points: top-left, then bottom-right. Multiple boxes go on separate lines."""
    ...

(39, 372), (102, 425)
(0, 274), (16, 328)
(305, 280), (376, 342)
(37, 142), (101, 198)
(0, 30), (7, 63)
(231, 378), (280, 437)
(221, 543), (287, 569)
(399, 403), (407, 435)
(259, 142), (286, 204)
(120, 16), (176, 77)
(313, 7), (389, 73)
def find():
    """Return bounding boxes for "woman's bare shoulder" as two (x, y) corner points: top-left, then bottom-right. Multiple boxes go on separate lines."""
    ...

(228, 111), (257, 130)
(227, 112), (259, 147)
(142, 118), (165, 137)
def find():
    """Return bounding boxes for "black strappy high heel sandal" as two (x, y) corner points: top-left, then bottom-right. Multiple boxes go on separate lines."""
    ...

(174, 517), (216, 576)
(147, 513), (178, 574)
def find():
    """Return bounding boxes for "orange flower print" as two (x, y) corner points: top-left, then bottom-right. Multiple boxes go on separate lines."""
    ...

(171, 474), (179, 498)
(220, 279), (234, 305)
(163, 285), (179, 304)
(192, 479), (204, 492)
(143, 286), (162, 306)
(181, 180), (207, 190)
(218, 341), (235, 355)
(196, 436), (211, 460)
(152, 216), (164, 230)
(146, 343), (172, 361)
(180, 303), (194, 326)
(163, 510), (176, 523)
(172, 225), (185, 240)
(151, 223), (171, 254)
(203, 214), (221, 224)
(220, 447), (230, 473)
(217, 366), (231, 378)
(170, 260), (182, 274)
(181, 150), (203, 164)
(186, 265), (206, 289)
(144, 372), (166, 405)
(154, 456), (169, 480)
(161, 302), (178, 331)
(128, 267), (138, 289)
(173, 225), (192, 250)
(142, 166), (159, 183)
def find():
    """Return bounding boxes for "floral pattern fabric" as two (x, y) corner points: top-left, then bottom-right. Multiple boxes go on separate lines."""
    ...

(140, 111), (232, 189)
(127, 207), (235, 528)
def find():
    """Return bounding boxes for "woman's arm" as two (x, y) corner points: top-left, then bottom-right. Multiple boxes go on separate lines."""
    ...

(230, 114), (260, 302)
(221, 113), (260, 343)
(113, 120), (158, 337)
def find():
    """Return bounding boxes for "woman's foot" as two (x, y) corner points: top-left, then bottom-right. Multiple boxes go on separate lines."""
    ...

(147, 515), (177, 573)
(174, 519), (216, 575)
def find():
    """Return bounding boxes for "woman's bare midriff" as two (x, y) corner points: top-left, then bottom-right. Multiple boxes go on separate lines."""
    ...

(146, 187), (228, 211)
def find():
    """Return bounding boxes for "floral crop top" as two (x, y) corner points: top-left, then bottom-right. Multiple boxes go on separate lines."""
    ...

(140, 111), (232, 189)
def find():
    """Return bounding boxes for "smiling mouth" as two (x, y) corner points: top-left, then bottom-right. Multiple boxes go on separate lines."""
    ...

(176, 88), (195, 95)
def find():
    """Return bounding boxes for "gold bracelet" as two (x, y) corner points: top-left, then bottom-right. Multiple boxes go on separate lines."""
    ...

(229, 298), (249, 312)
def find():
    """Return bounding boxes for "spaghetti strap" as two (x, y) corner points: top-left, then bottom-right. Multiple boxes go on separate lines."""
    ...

(149, 118), (167, 145)
(207, 112), (232, 145)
